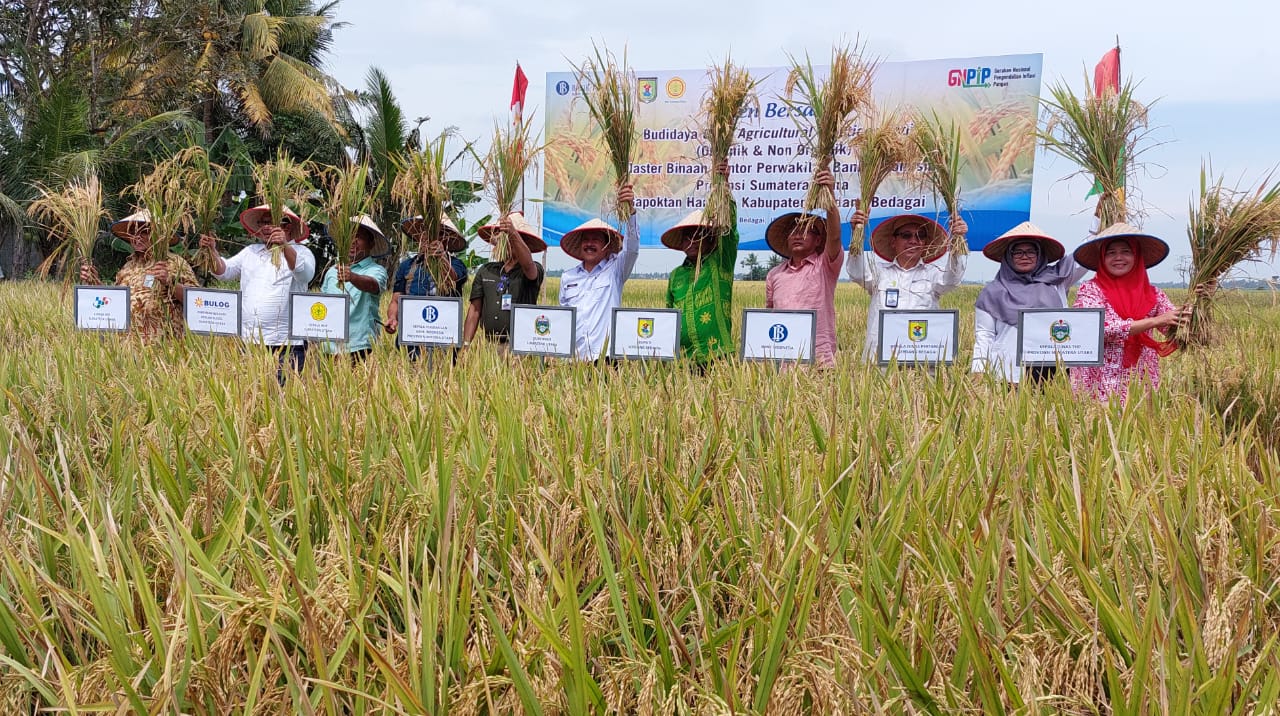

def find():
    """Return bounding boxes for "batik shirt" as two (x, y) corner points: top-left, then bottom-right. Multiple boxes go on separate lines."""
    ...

(1070, 279), (1177, 403)
(114, 253), (198, 342)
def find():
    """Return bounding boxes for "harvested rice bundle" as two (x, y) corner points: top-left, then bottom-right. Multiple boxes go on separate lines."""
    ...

(783, 40), (877, 218)
(572, 42), (637, 223)
(29, 175), (107, 279)
(1173, 164), (1280, 345)
(850, 106), (920, 254)
(700, 56), (760, 233)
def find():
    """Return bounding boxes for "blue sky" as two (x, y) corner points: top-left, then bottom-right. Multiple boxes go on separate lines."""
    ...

(325, 0), (1280, 282)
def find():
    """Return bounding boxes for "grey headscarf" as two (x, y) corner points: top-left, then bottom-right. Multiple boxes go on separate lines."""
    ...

(974, 241), (1080, 327)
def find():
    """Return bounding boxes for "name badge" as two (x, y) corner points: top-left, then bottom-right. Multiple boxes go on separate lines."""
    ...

(143, 274), (156, 289)
(501, 293), (513, 311)
(885, 288), (899, 308)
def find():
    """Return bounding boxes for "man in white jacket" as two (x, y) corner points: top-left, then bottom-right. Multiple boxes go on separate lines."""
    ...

(846, 211), (967, 360)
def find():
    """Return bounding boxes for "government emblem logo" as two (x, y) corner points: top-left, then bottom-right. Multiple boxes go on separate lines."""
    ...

(638, 77), (658, 104)
(534, 314), (551, 336)
(1050, 319), (1071, 343)
(908, 319), (928, 342)
(310, 302), (328, 321)
(637, 317), (654, 338)
(665, 77), (686, 99)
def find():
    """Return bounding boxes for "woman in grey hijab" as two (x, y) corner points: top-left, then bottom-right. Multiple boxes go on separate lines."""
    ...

(972, 222), (1089, 384)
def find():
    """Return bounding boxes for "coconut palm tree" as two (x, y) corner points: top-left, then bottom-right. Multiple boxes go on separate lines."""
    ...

(110, 0), (342, 142)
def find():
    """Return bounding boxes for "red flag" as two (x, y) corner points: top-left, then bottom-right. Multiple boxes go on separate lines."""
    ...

(510, 64), (529, 117)
(1093, 46), (1120, 97)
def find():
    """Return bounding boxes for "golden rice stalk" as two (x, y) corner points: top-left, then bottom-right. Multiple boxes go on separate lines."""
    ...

(1038, 77), (1152, 227)
(178, 146), (232, 274)
(783, 39), (878, 216)
(251, 149), (313, 267)
(701, 56), (761, 233)
(392, 130), (462, 294)
(571, 42), (637, 223)
(480, 115), (544, 260)
(129, 154), (194, 262)
(321, 162), (379, 290)
(1171, 164), (1280, 346)
(851, 106), (921, 254)
(28, 175), (107, 279)
(912, 111), (968, 255)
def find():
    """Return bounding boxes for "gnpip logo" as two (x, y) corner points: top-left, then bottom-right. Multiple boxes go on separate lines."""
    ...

(948, 67), (992, 88)
(422, 305), (439, 323)
(92, 296), (111, 309)
(768, 323), (788, 343)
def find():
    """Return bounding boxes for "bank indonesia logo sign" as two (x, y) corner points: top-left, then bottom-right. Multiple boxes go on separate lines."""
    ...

(555, 80), (570, 96)
(422, 305), (439, 323)
(768, 323), (788, 343)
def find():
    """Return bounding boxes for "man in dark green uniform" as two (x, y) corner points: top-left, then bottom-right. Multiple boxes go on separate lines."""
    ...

(463, 211), (547, 351)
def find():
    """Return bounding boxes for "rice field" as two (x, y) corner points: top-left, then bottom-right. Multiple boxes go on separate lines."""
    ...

(2, 278), (1279, 714)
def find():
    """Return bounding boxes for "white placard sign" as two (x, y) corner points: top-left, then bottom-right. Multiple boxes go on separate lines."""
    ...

(877, 310), (959, 365)
(741, 309), (817, 363)
(510, 304), (576, 358)
(74, 285), (130, 332)
(399, 296), (463, 347)
(1017, 308), (1105, 367)
(610, 308), (681, 360)
(288, 292), (349, 342)
(184, 288), (241, 336)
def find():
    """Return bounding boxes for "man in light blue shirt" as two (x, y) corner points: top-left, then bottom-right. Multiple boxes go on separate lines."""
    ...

(321, 215), (389, 361)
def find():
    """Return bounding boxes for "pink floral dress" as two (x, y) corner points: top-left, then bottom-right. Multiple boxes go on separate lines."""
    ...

(1070, 279), (1176, 403)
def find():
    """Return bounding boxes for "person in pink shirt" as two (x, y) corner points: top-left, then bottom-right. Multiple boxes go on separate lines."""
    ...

(763, 169), (843, 366)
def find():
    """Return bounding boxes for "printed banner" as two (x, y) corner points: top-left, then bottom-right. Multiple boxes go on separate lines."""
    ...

(511, 304), (576, 358)
(610, 308), (681, 360)
(184, 288), (241, 336)
(288, 292), (349, 342)
(740, 309), (817, 363)
(74, 285), (130, 331)
(1017, 308), (1105, 366)
(877, 309), (959, 365)
(399, 296), (463, 347)
(545, 53), (1042, 252)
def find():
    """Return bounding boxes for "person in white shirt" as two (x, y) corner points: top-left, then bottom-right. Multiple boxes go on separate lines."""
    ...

(199, 203), (316, 379)
(845, 211), (967, 360)
(557, 185), (639, 361)
(971, 222), (1089, 384)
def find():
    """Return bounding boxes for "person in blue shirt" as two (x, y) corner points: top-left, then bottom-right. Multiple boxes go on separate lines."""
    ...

(386, 215), (470, 359)
(320, 215), (389, 362)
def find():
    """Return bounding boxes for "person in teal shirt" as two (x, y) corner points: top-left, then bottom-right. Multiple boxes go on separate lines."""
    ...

(321, 215), (389, 361)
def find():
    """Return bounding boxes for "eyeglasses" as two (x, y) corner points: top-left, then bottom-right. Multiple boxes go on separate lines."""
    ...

(893, 229), (930, 242)
(1009, 248), (1039, 258)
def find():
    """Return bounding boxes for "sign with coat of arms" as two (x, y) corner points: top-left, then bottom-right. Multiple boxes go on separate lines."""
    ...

(511, 304), (576, 358)
(611, 308), (680, 360)
(1017, 308), (1105, 367)
(878, 310), (958, 366)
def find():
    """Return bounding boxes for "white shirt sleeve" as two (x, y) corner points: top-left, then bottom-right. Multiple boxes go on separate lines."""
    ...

(937, 251), (967, 293)
(291, 245), (316, 283)
(616, 215), (640, 282)
(845, 250), (878, 292)
(972, 307), (997, 373)
(215, 246), (247, 281)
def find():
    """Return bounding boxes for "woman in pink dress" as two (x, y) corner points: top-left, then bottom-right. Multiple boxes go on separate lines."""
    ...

(1070, 223), (1190, 403)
